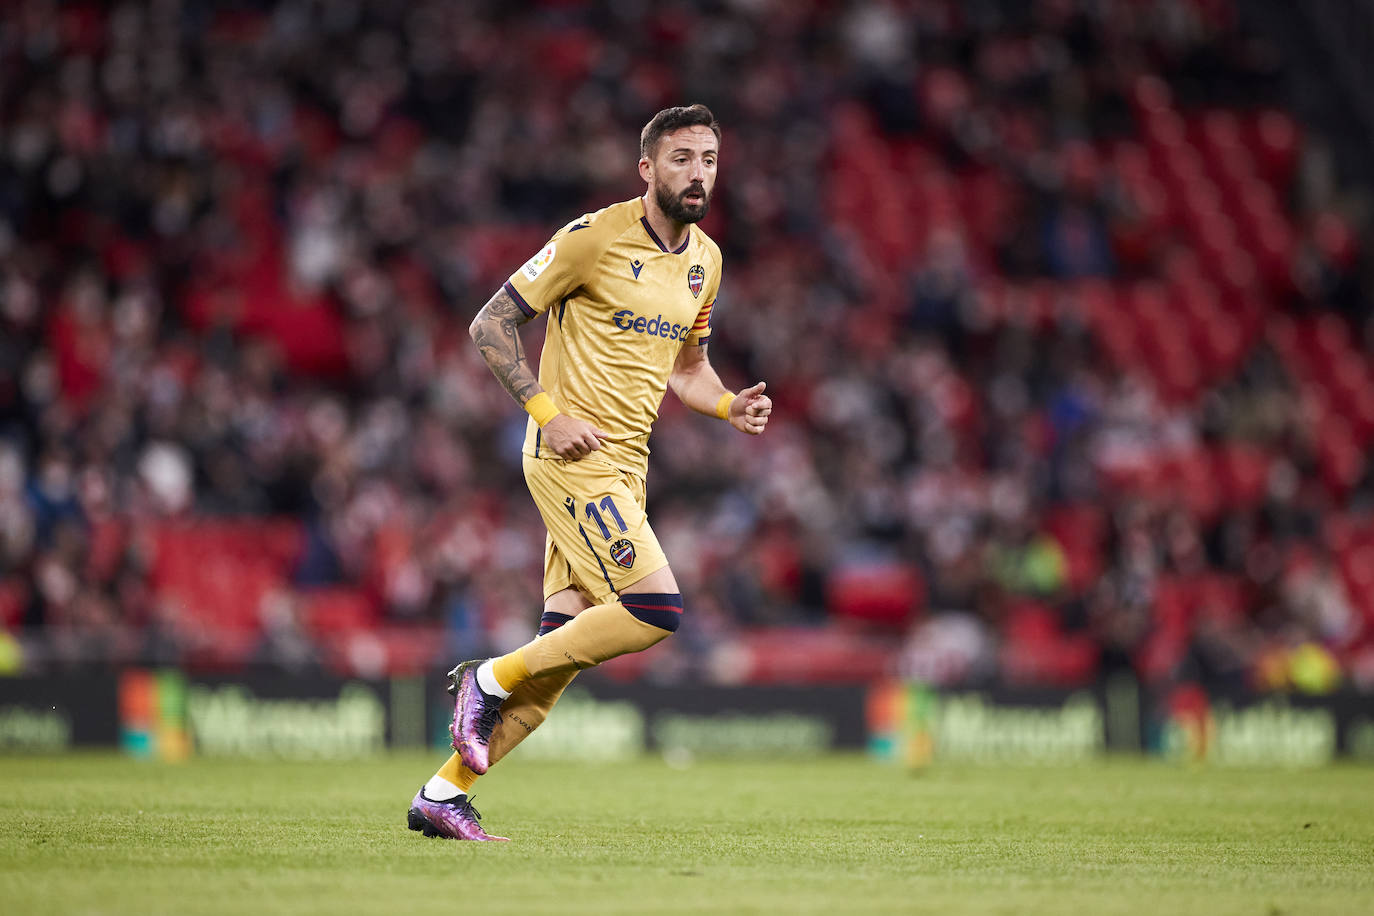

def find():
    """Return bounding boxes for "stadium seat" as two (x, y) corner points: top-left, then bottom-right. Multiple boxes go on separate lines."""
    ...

(1215, 444), (1272, 510)
(301, 588), (378, 636)
(150, 520), (306, 647)
(733, 627), (900, 684)
(1000, 602), (1100, 687)
(1250, 110), (1300, 190)
(1152, 578), (1194, 631)
(1190, 573), (1247, 624)
(0, 579), (25, 630)
(1136, 625), (1189, 682)
(825, 563), (925, 628)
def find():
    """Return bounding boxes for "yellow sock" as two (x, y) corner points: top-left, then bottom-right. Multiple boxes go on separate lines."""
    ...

(491, 648), (532, 694)
(436, 752), (480, 793)
(488, 670), (579, 766)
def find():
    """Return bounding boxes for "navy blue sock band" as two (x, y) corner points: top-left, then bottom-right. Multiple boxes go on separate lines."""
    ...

(621, 593), (684, 632)
(538, 611), (574, 636)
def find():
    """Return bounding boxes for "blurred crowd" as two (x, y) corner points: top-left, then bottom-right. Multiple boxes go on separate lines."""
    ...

(2, 0), (1372, 692)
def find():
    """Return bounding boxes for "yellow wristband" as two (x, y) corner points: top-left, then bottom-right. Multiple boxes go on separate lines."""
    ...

(524, 392), (561, 427)
(715, 392), (735, 420)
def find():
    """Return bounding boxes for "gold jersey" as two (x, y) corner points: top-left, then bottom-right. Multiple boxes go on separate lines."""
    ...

(504, 197), (722, 477)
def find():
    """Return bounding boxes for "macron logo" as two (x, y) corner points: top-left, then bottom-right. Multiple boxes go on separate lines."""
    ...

(612, 310), (689, 342)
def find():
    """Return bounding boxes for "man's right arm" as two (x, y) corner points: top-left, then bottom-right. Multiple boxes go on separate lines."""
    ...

(468, 287), (607, 460)
(468, 286), (541, 407)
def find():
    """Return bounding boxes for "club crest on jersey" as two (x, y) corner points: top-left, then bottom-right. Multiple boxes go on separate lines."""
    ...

(687, 264), (705, 298)
(610, 538), (636, 569)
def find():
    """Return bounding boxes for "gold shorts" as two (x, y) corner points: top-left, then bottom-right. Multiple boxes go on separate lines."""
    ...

(522, 454), (669, 603)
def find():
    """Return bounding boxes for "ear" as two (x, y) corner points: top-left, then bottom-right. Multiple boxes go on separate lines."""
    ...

(638, 157), (652, 184)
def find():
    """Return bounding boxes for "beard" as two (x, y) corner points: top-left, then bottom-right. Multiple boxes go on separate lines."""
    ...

(655, 181), (711, 224)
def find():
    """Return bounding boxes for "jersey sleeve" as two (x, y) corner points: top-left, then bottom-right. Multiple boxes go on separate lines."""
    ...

(684, 258), (721, 346)
(503, 216), (605, 318)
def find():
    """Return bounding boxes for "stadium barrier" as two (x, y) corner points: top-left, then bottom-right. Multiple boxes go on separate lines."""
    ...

(868, 678), (1374, 767)
(1, 670), (1369, 765)
(0, 669), (866, 760)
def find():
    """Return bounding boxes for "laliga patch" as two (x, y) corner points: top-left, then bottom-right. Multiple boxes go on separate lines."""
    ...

(610, 538), (636, 569)
(521, 243), (557, 281)
(687, 264), (705, 298)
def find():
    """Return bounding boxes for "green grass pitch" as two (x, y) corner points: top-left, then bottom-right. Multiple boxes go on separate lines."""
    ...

(1, 752), (1371, 915)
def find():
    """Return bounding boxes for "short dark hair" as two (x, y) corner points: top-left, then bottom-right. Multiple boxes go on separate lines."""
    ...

(639, 104), (721, 160)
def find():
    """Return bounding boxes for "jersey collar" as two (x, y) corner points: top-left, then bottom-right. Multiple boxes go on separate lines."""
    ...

(637, 200), (692, 254)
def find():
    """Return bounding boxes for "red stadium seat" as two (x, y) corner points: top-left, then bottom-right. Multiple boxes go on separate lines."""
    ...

(1000, 603), (1100, 686)
(301, 588), (378, 635)
(1136, 626), (1188, 682)
(150, 519), (306, 644)
(1191, 573), (1247, 624)
(1003, 601), (1060, 644)
(1250, 110), (1301, 190)
(1317, 421), (1366, 496)
(1215, 444), (1272, 509)
(1152, 578), (1194, 630)
(0, 579), (25, 630)
(826, 563), (925, 628)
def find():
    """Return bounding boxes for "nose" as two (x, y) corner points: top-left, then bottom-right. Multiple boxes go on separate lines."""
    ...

(688, 157), (705, 182)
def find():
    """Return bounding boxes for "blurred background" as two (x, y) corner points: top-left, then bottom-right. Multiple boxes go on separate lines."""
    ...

(3, 0), (1374, 728)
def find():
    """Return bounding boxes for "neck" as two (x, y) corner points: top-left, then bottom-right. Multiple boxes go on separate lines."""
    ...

(641, 193), (689, 252)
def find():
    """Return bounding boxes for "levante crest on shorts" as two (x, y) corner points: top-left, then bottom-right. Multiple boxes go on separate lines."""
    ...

(610, 538), (636, 569)
(687, 264), (705, 298)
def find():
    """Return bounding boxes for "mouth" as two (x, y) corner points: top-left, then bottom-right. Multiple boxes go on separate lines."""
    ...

(682, 187), (706, 205)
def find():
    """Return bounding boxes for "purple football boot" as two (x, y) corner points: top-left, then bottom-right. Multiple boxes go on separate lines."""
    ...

(407, 788), (508, 842)
(448, 659), (503, 774)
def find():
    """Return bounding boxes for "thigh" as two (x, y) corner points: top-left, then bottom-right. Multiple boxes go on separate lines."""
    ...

(544, 586), (594, 616)
(539, 535), (576, 602)
(523, 455), (669, 603)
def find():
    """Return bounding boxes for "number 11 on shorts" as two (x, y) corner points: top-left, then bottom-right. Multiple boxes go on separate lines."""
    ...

(585, 496), (627, 540)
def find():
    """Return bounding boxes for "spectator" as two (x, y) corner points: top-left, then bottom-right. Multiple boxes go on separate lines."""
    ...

(0, 0), (1369, 691)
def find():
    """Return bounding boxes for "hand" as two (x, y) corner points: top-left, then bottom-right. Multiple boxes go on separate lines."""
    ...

(541, 413), (609, 460)
(728, 381), (771, 435)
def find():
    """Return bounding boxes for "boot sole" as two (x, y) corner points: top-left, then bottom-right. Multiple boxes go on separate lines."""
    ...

(407, 805), (509, 842)
(446, 660), (477, 697)
(407, 808), (443, 838)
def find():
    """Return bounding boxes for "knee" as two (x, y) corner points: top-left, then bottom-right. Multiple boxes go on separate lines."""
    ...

(620, 592), (684, 633)
(537, 611), (574, 636)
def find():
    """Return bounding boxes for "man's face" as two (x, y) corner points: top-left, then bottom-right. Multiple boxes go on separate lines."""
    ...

(642, 125), (719, 224)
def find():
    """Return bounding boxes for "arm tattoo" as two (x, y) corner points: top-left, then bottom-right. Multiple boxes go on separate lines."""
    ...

(469, 288), (540, 405)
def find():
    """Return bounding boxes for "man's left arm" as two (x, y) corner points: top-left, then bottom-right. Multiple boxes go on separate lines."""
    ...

(668, 342), (771, 435)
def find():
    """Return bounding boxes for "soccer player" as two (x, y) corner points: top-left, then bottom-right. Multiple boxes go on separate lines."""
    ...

(406, 104), (771, 841)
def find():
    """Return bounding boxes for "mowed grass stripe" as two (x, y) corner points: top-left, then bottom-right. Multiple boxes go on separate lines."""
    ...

(1, 754), (1370, 915)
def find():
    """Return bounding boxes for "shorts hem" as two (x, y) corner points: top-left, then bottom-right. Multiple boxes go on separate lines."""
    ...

(542, 559), (669, 604)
